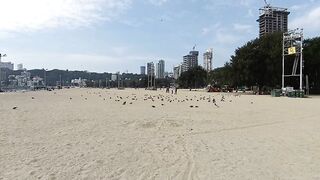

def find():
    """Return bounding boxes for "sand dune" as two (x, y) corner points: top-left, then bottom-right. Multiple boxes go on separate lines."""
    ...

(1, 88), (320, 179)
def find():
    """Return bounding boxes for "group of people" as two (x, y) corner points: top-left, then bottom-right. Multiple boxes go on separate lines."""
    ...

(166, 86), (178, 94)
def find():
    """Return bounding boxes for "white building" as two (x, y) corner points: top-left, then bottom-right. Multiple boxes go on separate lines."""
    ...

(111, 74), (118, 81)
(0, 62), (14, 70)
(71, 78), (86, 87)
(203, 48), (213, 72)
(173, 64), (183, 80)
(17, 63), (24, 70)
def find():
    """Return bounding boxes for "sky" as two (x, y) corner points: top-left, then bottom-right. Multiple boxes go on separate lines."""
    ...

(0, 0), (319, 73)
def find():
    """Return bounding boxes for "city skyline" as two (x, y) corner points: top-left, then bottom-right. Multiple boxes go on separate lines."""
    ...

(0, 0), (319, 73)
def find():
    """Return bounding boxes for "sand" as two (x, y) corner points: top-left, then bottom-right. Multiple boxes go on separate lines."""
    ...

(1, 88), (320, 180)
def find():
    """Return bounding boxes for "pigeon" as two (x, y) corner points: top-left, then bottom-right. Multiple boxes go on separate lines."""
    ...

(152, 105), (156, 108)
(31, 97), (35, 99)
(12, 106), (18, 110)
(190, 105), (194, 108)
(123, 101), (126, 105)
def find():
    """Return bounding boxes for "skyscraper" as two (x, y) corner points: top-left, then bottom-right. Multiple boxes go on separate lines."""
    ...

(257, 5), (290, 37)
(0, 61), (14, 70)
(156, 60), (165, 79)
(182, 51), (199, 72)
(173, 64), (183, 80)
(147, 62), (155, 76)
(140, 66), (146, 75)
(203, 48), (213, 72)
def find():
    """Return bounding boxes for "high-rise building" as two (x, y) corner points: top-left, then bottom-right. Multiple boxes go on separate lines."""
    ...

(182, 51), (199, 72)
(147, 62), (155, 76)
(140, 66), (146, 75)
(0, 61), (14, 70)
(203, 48), (213, 72)
(156, 60), (165, 79)
(17, 63), (24, 70)
(257, 5), (290, 37)
(173, 64), (183, 80)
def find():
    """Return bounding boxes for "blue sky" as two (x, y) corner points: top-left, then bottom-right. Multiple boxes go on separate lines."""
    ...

(0, 0), (319, 73)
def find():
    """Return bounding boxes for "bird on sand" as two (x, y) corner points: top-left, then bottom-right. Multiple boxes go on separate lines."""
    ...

(12, 106), (18, 110)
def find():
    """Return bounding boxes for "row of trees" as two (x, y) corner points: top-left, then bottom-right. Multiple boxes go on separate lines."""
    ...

(178, 33), (320, 93)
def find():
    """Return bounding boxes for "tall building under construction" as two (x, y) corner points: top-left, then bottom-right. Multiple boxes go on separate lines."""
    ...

(203, 48), (213, 72)
(257, 5), (290, 37)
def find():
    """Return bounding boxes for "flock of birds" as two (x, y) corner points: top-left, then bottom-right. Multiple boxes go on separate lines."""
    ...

(12, 90), (249, 110)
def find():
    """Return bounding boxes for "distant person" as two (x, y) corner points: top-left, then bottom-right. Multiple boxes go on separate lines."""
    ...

(175, 87), (178, 95)
(166, 87), (170, 93)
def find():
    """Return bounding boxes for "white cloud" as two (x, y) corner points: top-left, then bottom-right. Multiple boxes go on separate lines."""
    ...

(201, 23), (221, 35)
(0, 0), (132, 33)
(205, 0), (256, 9)
(291, 6), (320, 31)
(233, 23), (253, 33)
(215, 29), (240, 45)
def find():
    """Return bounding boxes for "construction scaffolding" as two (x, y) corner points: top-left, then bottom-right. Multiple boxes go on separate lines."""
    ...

(282, 28), (304, 91)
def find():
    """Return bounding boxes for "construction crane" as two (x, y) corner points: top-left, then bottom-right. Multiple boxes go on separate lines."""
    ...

(264, 0), (271, 7)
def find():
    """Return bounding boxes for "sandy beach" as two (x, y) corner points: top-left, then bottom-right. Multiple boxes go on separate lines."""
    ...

(1, 88), (320, 179)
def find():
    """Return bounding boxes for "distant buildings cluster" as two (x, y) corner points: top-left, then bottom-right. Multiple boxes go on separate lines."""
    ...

(71, 78), (86, 87)
(138, 47), (214, 81)
(7, 71), (44, 88)
(0, 61), (25, 71)
(0, 56), (26, 87)
(140, 59), (170, 79)
(173, 47), (213, 79)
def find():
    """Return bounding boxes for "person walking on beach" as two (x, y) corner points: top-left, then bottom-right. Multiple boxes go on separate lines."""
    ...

(166, 87), (170, 93)
(175, 87), (178, 95)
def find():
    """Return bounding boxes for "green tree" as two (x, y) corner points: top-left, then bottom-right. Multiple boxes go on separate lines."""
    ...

(304, 37), (320, 93)
(178, 66), (207, 88)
